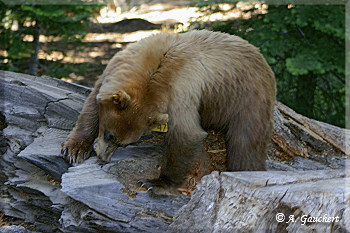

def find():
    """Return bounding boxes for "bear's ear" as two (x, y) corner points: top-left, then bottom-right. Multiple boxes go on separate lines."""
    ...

(112, 90), (131, 110)
(156, 113), (168, 125)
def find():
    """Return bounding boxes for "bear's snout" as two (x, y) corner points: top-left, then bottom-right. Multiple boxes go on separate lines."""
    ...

(104, 130), (115, 143)
(94, 136), (119, 162)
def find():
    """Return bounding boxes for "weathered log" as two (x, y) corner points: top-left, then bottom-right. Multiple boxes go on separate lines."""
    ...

(0, 70), (348, 232)
(168, 170), (349, 233)
(271, 102), (349, 163)
(0, 71), (188, 232)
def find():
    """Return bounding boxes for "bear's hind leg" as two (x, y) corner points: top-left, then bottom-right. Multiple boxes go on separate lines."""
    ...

(141, 141), (209, 195)
(225, 107), (273, 171)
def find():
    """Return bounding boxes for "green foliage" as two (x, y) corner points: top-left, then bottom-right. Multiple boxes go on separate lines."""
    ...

(0, 2), (103, 70)
(193, 0), (238, 8)
(18, 5), (100, 38)
(193, 4), (345, 127)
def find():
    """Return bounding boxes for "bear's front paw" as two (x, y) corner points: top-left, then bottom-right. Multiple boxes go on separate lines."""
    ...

(61, 137), (94, 165)
(139, 177), (181, 195)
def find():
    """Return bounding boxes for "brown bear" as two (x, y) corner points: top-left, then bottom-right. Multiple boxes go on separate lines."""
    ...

(62, 30), (276, 195)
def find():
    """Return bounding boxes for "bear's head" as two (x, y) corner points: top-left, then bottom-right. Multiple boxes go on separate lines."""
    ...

(95, 90), (168, 162)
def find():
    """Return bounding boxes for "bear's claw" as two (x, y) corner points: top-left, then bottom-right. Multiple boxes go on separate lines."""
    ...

(138, 178), (179, 195)
(61, 138), (94, 165)
(69, 155), (75, 164)
(62, 148), (68, 158)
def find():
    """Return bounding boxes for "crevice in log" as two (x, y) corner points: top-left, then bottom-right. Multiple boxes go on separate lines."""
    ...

(276, 102), (348, 156)
(0, 112), (7, 130)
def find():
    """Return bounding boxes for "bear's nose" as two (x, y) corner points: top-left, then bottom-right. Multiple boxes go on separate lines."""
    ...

(104, 130), (115, 142)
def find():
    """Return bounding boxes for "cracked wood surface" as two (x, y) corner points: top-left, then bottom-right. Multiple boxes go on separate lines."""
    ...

(0, 71), (188, 232)
(168, 171), (349, 233)
(0, 70), (349, 232)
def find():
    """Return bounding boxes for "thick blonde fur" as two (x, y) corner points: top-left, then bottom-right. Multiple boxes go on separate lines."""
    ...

(62, 30), (276, 194)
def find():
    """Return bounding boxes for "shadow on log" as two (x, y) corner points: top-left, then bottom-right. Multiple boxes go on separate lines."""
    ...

(0, 71), (349, 232)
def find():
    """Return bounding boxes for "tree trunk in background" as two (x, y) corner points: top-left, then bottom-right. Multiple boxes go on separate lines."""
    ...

(295, 73), (317, 119)
(28, 20), (40, 76)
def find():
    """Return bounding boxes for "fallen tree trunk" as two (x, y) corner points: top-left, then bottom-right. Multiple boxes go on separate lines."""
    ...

(0, 70), (348, 232)
(169, 170), (349, 233)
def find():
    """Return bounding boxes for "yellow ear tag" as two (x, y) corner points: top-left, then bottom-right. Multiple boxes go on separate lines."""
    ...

(152, 123), (168, 133)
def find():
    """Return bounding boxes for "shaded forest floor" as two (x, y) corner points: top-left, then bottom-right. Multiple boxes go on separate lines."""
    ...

(27, 5), (205, 87)
(39, 18), (168, 87)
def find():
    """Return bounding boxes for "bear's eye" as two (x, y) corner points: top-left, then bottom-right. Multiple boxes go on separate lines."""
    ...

(104, 130), (115, 142)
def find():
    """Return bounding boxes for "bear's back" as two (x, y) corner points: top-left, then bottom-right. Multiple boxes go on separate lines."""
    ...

(98, 30), (275, 119)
